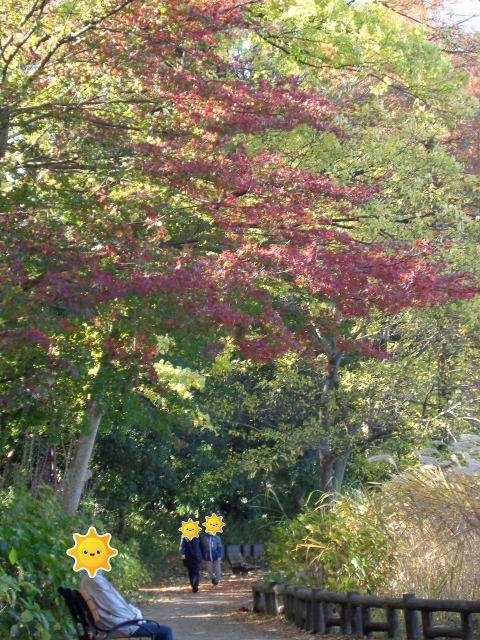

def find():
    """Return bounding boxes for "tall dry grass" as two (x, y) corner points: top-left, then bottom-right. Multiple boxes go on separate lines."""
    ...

(380, 466), (480, 600)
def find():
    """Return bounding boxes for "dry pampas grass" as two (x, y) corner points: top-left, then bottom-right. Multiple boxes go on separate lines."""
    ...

(381, 464), (480, 601)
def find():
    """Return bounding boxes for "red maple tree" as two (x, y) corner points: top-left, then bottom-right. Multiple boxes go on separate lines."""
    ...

(0, 0), (475, 510)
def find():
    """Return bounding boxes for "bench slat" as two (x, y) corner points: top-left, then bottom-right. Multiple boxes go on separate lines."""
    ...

(228, 552), (256, 573)
(78, 589), (102, 625)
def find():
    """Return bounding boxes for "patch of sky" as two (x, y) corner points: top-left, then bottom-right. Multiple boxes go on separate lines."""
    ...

(437, 0), (480, 30)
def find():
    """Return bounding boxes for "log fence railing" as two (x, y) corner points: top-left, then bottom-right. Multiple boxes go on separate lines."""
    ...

(252, 582), (480, 640)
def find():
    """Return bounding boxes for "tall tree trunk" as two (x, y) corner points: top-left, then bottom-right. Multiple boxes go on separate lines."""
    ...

(61, 400), (104, 515)
(333, 450), (350, 492)
(293, 488), (306, 511)
(118, 507), (126, 539)
(318, 340), (344, 496)
(319, 450), (335, 494)
(0, 107), (9, 160)
(50, 445), (57, 490)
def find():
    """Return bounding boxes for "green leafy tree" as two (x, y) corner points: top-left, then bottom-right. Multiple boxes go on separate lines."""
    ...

(1, 0), (477, 514)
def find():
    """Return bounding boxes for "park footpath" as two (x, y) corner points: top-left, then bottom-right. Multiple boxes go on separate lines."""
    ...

(138, 572), (327, 640)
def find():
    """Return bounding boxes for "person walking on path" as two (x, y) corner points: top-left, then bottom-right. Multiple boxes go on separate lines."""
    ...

(201, 531), (222, 586)
(180, 535), (204, 593)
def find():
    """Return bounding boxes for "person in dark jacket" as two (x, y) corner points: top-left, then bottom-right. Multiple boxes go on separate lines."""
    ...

(200, 532), (222, 586)
(179, 535), (204, 592)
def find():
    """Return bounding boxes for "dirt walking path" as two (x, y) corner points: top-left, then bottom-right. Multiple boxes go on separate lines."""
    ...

(138, 574), (299, 640)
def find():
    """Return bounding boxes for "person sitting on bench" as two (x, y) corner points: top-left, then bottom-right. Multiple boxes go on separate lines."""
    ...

(80, 570), (173, 640)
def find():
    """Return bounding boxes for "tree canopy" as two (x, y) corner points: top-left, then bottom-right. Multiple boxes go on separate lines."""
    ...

(1, 0), (479, 535)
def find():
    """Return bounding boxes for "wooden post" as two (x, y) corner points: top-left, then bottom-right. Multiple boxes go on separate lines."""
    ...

(274, 583), (284, 616)
(386, 606), (400, 639)
(340, 600), (352, 635)
(253, 585), (265, 613)
(460, 611), (475, 640)
(265, 583), (277, 616)
(348, 591), (363, 636)
(311, 588), (325, 634)
(363, 606), (373, 639)
(305, 590), (313, 632)
(403, 594), (422, 640)
(421, 610), (433, 639)
(284, 584), (295, 622)
(297, 588), (311, 630)
(300, 593), (308, 630)
(325, 601), (336, 634)
(294, 586), (304, 629)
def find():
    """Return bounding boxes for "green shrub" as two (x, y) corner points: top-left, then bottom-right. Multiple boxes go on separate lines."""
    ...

(0, 487), (150, 639)
(0, 487), (80, 639)
(218, 514), (273, 545)
(267, 491), (396, 594)
(109, 538), (151, 598)
(114, 509), (177, 583)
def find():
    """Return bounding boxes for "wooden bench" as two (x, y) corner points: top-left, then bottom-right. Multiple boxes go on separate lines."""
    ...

(58, 586), (154, 639)
(227, 552), (256, 575)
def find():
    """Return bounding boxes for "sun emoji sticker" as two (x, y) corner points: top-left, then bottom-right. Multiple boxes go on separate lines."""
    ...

(179, 518), (201, 540)
(202, 513), (225, 535)
(66, 526), (118, 578)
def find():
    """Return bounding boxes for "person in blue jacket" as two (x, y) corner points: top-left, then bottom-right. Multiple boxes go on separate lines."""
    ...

(179, 535), (204, 592)
(201, 531), (222, 586)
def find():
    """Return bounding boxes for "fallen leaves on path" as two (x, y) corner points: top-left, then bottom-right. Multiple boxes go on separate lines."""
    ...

(231, 607), (348, 640)
(138, 572), (353, 640)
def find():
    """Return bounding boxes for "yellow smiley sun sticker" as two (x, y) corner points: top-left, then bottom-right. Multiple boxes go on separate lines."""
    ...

(202, 513), (225, 534)
(179, 518), (202, 540)
(66, 526), (118, 578)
